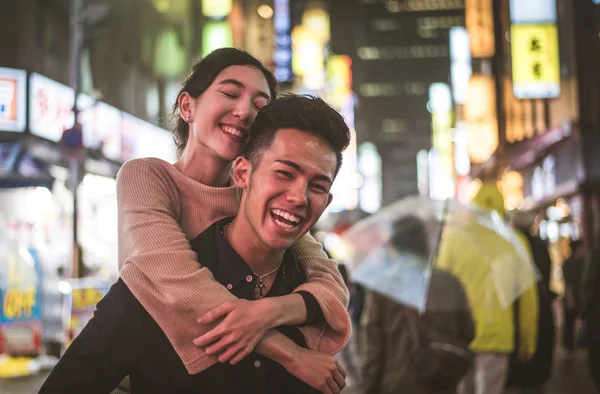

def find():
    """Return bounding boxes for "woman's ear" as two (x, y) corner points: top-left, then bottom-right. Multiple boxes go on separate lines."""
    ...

(178, 92), (194, 122)
(232, 156), (251, 188)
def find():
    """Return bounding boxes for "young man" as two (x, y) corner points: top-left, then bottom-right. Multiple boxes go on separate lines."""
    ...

(38, 95), (350, 394)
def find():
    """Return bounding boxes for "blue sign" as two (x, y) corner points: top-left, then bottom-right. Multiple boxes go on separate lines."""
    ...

(273, 0), (293, 83)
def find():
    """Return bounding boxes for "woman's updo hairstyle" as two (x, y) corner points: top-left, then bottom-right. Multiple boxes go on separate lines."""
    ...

(172, 48), (278, 157)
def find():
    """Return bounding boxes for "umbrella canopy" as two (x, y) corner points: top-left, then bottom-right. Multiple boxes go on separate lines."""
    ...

(341, 196), (539, 313)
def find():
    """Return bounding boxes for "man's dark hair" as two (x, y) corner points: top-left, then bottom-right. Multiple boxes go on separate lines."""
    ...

(390, 215), (429, 258)
(242, 94), (351, 177)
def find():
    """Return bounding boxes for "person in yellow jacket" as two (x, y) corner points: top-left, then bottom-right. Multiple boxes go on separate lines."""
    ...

(435, 182), (539, 394)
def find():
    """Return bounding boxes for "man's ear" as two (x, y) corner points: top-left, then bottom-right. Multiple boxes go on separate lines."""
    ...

(326, 193), (333, 208)
(232, 156), (251, 188)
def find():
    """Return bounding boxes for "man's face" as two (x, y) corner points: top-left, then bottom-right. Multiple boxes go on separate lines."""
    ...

(234, 128), (336, 251)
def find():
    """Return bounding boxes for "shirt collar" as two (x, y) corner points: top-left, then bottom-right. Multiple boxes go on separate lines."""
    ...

(214, 217), (302, 289)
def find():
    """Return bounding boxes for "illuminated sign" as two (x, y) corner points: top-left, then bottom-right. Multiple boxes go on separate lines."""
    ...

(78, 96), (122, 162)
(466, 0), (495, 57)
(273, 0), (293, 83)
(450, 27), (472, 104)
(466, 74), (498, 163)
(0, 67), (26, 133)
(121, 113), (176, 163)
(202, 21), (233, 57)
(29, 73), (75, 142)
(509, 0), (556, 24)
(201, 0), (232, 18)
(62, 278), (110, 348)
(511, 24), (560, 99)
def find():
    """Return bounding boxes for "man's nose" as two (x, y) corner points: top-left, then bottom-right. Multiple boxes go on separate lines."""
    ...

(286, 182), (309, 207)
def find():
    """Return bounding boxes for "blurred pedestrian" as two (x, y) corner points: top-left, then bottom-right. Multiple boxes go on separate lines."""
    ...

(505, 216), (557, 394)
(359, 215), (474, 394)
(436, 182), (539, 394)
(563, 240), (585, 355)
(581, 247), (600, 391)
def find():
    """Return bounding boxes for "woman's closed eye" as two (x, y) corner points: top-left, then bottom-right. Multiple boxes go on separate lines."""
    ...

(221, 91), (239, 99)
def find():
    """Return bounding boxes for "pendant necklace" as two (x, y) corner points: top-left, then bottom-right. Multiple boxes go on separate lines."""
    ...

(253, 260), (283, 300)
(222, 222), (285, 299)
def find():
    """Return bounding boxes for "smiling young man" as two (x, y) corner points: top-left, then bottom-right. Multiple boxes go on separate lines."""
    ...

(39, 95), (351, 394)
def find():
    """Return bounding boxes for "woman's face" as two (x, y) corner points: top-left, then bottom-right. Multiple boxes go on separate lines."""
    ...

(183, 65), (271, 163)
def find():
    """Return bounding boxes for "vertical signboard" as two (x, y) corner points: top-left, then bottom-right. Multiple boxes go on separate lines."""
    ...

(273, 0), (293, 83)
(29, 73), (75, 142)
(465, 0), (495, 58)
(0, 67), (27, 133)
(509, 0), (560, 99)
(510, 24), (560, 99)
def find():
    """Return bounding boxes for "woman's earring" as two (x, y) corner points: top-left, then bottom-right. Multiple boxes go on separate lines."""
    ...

(186, 114), (191, 122)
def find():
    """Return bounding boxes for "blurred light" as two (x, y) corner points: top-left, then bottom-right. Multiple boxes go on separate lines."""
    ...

(153, 0), (170, 13)
(509, 0), (556, 24)
(454, 123), (471, 176)
(385, 1), (401, 12)
(58, 281), (72, 295)
(428, 83), (452, 113)
(202, 21), (233, 57)
(257, 4), (274, 19)
(202, 0), (232, 18)
(559, 223), (572, 238)
(417, 149), (429, 196)
(302, 8), (330, 43)
(546, 220), (559, 242)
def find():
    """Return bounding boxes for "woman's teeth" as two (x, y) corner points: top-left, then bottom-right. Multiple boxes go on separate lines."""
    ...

(221, 125), (243, 138)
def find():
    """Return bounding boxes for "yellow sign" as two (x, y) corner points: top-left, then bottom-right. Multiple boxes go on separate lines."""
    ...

(511, 24), (560, 99)
(2, 289), (36, 320)
(201, 0), (232, 18)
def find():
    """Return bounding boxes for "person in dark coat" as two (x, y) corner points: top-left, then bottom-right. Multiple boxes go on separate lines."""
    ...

(505, 222), (556, 394)
(581, 247), (600, 391)
(563, 240), (585, 355)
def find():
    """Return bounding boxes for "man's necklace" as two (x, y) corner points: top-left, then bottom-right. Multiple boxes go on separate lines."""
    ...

(222, 223), (285, 299)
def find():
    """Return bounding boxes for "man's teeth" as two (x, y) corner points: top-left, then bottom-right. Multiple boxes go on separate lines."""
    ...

(222, 125), (244, 137)
(271, 209), (300, 224)
(274, 218), (294, 229)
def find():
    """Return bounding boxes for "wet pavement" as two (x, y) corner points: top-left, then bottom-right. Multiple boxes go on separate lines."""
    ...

(0, 350), (596, 393)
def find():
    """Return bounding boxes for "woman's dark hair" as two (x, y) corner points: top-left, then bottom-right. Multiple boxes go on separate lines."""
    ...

(242, 94), (351, 177)
(172, 48), (278, 157)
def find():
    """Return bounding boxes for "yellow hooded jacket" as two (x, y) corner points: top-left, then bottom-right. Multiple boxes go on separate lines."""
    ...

(435, 183), (539, 356)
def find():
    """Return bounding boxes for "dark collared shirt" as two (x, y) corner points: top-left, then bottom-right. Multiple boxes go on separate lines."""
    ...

(39, 218), (321, 394)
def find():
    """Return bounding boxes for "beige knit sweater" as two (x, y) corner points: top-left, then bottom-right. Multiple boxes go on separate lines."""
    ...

(116, 158), (351, 374)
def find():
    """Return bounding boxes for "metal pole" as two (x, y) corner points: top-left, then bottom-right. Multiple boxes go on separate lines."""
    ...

(69, 0), (83, 278)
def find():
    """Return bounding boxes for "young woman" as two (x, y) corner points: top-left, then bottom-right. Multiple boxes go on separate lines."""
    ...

(116, 49), (350, 385)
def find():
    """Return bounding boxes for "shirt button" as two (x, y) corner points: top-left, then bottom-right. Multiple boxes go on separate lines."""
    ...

(246, 275), (253, 283)
(254, 360), (261, 368)
(226, 284), (233, 290)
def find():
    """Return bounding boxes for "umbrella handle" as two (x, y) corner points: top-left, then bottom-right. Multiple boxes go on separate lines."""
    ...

(418, 199), (449, 315)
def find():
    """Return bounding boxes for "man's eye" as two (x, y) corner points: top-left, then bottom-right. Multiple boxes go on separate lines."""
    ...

(222, 92), (238, 98)
(312, 184), (329, 193)
(277, 170), (293, 178)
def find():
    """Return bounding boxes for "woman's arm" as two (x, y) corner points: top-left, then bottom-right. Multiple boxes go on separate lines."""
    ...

(116, 159), (344, 373)
(292, 233), (352, 354)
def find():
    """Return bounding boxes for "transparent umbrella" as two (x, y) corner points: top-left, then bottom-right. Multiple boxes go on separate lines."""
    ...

(341, 196), (540, 313)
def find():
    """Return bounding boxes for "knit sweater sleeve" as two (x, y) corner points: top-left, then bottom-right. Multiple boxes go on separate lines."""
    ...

(293, 233), (352, 354)
(116, 159), (236, 374)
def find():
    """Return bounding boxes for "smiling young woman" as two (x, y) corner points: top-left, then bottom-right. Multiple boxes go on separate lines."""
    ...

(115, 48), (351, 378)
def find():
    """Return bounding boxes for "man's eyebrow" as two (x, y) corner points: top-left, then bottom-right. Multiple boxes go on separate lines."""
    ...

(275, 159), (333, 184)
(217, 78), (270, 100)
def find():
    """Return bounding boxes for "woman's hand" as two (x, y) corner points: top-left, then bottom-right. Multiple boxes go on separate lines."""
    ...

(284, 347), (347, 394)
(193, 299), (276, 364)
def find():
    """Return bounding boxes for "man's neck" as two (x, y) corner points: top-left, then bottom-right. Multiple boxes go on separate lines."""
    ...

(225, 217), (285, 276)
